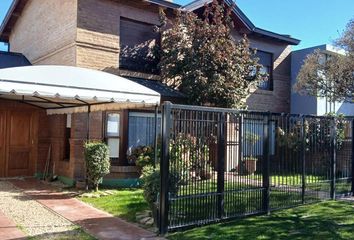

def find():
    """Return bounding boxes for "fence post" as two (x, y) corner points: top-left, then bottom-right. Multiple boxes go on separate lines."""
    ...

(351, 119), (354, 195)
(301, 116), (306, 204)
(159, 102), (172, 234)
(217, 112), (226, 219)
(330, 117), (337, 200)
(262, 113), (270, 214)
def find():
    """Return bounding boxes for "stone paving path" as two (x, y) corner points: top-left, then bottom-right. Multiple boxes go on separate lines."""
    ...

(9, 178), (160, 240)
(0, 210), (27, 240)
(0, 180), (78, 239)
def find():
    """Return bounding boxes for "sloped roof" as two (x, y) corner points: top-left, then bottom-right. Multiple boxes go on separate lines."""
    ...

(0, 51), (31, 68)
(128, 77), (186, 99)
(0, 0), (300, 44)
(0, 65), (161, 114)
(145, 0), (181, 9)
(183, 0), (300, 45)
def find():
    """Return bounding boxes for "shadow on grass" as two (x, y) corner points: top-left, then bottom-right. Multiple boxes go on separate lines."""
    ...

(168, 201), (354, 240)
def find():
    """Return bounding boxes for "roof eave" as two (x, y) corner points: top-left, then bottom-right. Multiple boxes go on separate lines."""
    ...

(0, 0), (20, 42)
(253, 28), (301, 45)
(145, 0), (181, 9)
(183, 0), (300, 45)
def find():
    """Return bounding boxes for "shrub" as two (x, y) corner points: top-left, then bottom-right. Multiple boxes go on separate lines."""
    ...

(127, 145), (155, 168)
(84, 141), (110, 192)
(140, 165), (180, 209)
(170, 134), (212, 181)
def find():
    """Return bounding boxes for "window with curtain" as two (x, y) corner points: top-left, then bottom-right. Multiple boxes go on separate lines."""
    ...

(128, 112), (161, 152)
(119, 17), (159, 74)
(106, 113), (120, 164)
(242, 119), (276, 157)
(256, 50), (273, 91)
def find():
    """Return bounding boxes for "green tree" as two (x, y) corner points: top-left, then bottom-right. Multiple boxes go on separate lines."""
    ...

(157, 0), (263, 108)
(294, 19), (354, 102)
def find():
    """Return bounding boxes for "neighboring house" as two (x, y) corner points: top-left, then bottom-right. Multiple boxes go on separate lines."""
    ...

(0, 0), (299, 184)
(291, 44), (354, 116)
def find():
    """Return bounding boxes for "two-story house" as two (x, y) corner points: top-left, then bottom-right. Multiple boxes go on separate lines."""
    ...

(291, 44), (354, 116)
(0, 0), (299, 186)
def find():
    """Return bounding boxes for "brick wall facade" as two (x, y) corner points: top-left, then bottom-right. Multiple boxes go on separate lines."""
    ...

(231, 31), (293, 113)
(9, 0), (77, 66)
(76, 0), (161, 77)
(5, 0), (294, 181)
(8, 0), (293, 113)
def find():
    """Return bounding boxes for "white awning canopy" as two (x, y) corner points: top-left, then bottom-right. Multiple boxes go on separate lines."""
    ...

(0, 65), (161, 114)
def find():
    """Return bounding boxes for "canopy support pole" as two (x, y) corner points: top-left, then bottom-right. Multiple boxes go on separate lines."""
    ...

(154, 105), (159, 167)
(75, 99), (91, 191)
(85, 104), (91, 191)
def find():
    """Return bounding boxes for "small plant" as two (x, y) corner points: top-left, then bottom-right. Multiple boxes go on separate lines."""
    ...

(244, 132), (260, 158)
(170, 133), (212, 181)
(277, 124), (302, 151)
(140, 165), (161, 209)
(325, 112), (346, 150)
(84, 141), (110, 192)
(140, 164), (181, 224)
(127, 145), (155, 168)
(241, 132), (260, 175)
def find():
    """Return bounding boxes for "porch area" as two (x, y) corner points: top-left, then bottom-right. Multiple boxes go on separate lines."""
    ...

(0, 65), (165, 185)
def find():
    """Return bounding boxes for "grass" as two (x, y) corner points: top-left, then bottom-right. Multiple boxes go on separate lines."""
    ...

(78, 179), (351, 235)
(79, 189), (149, 222)
(168, 200), (354, 240)
(77, 179), (330, 229)
(306, 179), (352, 194)
(250, 174), (325, 186)
(169, 187), (320, 227)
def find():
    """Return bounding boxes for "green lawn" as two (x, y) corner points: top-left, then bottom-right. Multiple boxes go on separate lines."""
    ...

(169, 187), (321, 227)
(250, 174), (325, 186)
(168, 200), (354, 240)
(78, 180), (351, 237)
(79, 189), (149, 222)
(77, 181), (326, 229)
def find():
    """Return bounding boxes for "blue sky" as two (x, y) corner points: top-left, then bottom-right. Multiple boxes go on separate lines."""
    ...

(1, 0), (353, 51)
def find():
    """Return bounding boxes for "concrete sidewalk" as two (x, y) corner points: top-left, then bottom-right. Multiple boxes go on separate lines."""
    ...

(9, 178), (160, 240)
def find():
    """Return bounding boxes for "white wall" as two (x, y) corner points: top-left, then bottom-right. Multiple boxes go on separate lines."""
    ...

(291, 44), (354, 116)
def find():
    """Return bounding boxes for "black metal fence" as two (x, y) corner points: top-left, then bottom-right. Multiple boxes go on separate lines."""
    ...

(159, 102), (354, 233)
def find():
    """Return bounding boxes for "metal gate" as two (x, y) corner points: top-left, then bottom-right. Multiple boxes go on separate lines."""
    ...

(159, 103), (354, 233)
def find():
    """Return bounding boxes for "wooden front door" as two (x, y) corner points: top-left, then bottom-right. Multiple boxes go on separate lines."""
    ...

(5, 110), (37, 177)
(0, 111), (6, 177)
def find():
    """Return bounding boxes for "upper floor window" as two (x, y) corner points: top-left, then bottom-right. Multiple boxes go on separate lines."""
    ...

(256, 50), (273, 91)
(119, 18), (159, 74)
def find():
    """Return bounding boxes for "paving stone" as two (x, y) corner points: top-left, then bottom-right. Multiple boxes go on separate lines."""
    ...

(10, 178), (160, 240)
(0, 210), (27, 240)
